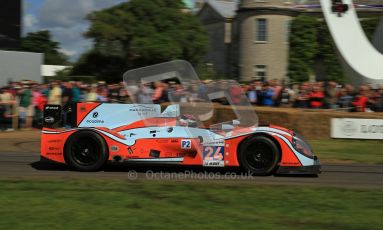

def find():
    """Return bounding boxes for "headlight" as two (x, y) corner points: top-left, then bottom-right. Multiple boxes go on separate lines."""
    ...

(292, 133), (314, 159)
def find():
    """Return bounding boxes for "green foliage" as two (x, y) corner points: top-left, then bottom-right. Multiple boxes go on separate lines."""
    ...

(73, 0), (208, 82)
(311, 139), (383, 164)
(71, 50), (126, 83)
(317, 23), (345, 83)
(288, 16), (381, 83)
(21, 30), (69, 65)
(46, 67), (73, 82)
(288, 16), (319, 82)
(196, 64), (217, 80)
(361, 17), (380, 41)
(288, 57), (311, 83)
(0, 179), (383, 230)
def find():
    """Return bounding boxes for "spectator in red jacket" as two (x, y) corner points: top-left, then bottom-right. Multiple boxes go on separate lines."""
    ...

(352, 85), (369, 112)
(309, 85), (325, 108)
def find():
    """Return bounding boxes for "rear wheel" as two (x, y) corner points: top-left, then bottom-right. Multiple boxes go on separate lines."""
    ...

(238, 136), (280, 176)
(65, 131), (108, 171)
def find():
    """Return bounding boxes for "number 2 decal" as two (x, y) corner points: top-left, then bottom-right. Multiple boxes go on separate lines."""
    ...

(181, 140), (191, 149)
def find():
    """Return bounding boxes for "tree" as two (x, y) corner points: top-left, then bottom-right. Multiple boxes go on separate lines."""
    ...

(316, 23), (345, 83)
(71, 50), (126, 83)
(21, 30), (69, 65)
(361, 17), (380, 42)
(288, 16), (319, 82)
(288, 16), (381, 84)
(73, 0), (208, 82)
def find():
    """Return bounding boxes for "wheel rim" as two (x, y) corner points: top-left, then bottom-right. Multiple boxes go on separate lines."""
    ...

(245, 142), (274, 171)
(71, 137), (100, 166)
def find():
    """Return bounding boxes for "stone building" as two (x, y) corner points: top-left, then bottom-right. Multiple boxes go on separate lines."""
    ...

(197, 0), (238, 77)
(198, 0), (383, 82)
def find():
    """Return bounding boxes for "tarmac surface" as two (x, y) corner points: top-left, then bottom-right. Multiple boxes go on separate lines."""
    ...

(0, 131), (382, 188)
(0, 151), (382, 189)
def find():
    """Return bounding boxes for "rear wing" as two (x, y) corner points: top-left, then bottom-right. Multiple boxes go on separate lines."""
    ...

(43, 103), (180, 129)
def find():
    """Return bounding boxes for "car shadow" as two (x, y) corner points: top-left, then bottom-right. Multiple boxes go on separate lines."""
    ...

(30, 160), (240, 174)
(30, 161), (69, 171)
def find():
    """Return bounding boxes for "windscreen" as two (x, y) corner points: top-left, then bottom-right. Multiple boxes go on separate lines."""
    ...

(122, 60), (258, 135)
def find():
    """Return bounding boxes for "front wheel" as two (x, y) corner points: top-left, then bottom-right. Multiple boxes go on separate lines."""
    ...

(238, 136), (280, 176)
(64, 131), (108, 171)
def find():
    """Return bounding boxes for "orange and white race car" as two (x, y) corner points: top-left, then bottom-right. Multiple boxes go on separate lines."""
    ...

(40, 61), (321, 175)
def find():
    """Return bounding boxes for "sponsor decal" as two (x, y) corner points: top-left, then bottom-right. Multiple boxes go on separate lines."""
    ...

(129, 105), (158, 116)
(203, 161), (224, 167)
(45, 105), (60, 110)
(110, 146), (119, 152)
(80, 106), (86, 112)
(181, 140), (191, 149)
(86, 120), (105, 124)
(361, 125), (383, 134)
(280, 162), (300, 166)
(129, 105), (157, 112)
(332, 118), (383, 139)
(46, 152), (61, 155)
(48, 147), (60, 151)
(48, 140), (61, 143)
(204, 140), (224, 147)
(92, 112), (99, 118)
(341, 120), (358, 136)
(170, 139), (178, 143)
(203, 146), (224, 167)
(129, 108), (157, 112)
(44, 116), (55, 124)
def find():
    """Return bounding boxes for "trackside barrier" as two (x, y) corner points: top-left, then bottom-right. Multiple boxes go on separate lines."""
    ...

(172, 103), (383, 139)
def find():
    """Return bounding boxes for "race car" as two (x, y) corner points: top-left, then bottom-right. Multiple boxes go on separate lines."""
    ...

(40, 61), (321, 175)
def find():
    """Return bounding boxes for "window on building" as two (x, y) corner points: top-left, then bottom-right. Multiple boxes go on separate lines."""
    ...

(254, 65), (267, 80)
(255, 18), (268, 42)
(224, 22), (232, 44)
(285, 20), (291, 43)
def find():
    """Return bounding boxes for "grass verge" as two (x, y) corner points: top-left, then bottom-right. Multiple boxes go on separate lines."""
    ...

(0, 179), (382, 230)
(310, 139), (383, 164)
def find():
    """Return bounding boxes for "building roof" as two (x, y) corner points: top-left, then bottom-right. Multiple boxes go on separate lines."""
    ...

(206, 0), (238, 18)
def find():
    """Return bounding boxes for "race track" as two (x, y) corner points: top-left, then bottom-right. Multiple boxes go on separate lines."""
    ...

(0, 151), (382, 188)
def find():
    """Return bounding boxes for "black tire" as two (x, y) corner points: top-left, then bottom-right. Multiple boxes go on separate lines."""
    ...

(238, 135), (280, 176)
(64, 131), (108, 172)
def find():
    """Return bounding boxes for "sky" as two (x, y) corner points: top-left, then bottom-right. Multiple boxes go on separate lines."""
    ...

(23, 0), (127, 61)
(23, 0), (198, 62)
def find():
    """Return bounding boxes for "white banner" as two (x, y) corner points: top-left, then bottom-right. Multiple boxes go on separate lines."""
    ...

(331, 118), (383, 139)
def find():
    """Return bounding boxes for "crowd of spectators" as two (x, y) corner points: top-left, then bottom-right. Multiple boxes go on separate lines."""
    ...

(245, 80), (383, 112)
(0, 79), (382, 130)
